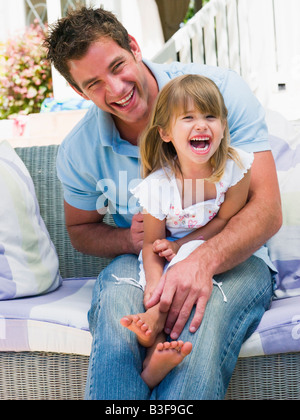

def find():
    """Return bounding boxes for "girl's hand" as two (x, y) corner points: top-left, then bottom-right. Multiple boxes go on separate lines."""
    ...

(152, 239), (180, 261)
(143, 282), (156, 307)
(144, 275), (166, 307)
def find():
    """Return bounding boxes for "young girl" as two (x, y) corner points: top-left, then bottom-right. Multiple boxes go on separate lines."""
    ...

(120, 74), (254, 389)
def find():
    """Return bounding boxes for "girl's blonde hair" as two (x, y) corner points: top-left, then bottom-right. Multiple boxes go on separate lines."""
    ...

(139, 74), (242, 182)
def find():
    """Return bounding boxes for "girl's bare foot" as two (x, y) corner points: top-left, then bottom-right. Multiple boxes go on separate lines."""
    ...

(120, 305), (167, 347)
(120, 314), (154, 347)
(141, 341), (193, 389)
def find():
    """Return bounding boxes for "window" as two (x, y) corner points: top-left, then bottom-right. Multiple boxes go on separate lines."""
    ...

(25, 0), (47, 26)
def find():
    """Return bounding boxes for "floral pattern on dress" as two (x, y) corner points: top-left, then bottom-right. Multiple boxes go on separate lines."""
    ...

(167, 203), (218, 230)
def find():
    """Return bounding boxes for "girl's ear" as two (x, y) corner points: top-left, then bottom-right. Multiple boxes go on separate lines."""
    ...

(158, 127), (172, 143)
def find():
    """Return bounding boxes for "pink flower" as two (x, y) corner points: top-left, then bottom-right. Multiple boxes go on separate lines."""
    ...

(0, 21), (53, 119)
(26, 86), (37, 99)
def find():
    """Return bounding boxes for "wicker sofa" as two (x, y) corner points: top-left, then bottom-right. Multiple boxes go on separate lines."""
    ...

(0, 144), (300, 400)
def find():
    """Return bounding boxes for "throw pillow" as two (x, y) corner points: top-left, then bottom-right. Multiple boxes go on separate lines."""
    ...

(0, 140), (62, 300)
(266, 109), (300, 299)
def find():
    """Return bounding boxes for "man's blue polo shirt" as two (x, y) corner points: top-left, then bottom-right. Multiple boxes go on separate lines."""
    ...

(56, 60), (270, 229)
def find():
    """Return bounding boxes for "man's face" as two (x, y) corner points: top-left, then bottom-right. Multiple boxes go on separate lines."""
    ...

(68, 36), (157, 132)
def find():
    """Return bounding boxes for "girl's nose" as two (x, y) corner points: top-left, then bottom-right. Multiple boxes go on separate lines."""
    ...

(195, 119), (207, 130)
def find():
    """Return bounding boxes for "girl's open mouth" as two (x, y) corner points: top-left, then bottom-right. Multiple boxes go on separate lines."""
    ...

(189, 137), (211, 154)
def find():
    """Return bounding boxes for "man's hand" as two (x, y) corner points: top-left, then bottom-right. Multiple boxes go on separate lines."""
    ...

(129, 213), (144, 254)
(152, 239), (180, 261)
(146, 246), (214, 339)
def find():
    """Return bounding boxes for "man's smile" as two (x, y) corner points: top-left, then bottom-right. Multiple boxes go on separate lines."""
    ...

(114, 87), (135, 108)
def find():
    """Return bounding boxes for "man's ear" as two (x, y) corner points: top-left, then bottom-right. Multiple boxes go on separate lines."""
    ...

(69, 83), (90, 100)
(158, 127), (172, 143)
(128, 35), (142, 61)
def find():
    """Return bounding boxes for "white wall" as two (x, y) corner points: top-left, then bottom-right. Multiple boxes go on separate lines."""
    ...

(239, 0), (300, 111)
(246, 0), (300, 91)
(274, 0), (300, 90)
(0, 0), (26, 43)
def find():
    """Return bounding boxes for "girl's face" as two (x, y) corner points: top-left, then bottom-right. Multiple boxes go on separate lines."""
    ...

(160, 101), (226, 175)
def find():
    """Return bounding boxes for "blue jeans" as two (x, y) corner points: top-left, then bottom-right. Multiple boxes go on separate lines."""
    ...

(85, 254), (273, 400)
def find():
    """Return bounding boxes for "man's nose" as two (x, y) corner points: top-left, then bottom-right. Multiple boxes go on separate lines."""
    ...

(105, 75), (123, 96)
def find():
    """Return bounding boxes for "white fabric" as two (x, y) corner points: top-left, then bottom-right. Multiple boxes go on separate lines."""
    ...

(0, 141), (61, 300)
(0, 278), (94, 355)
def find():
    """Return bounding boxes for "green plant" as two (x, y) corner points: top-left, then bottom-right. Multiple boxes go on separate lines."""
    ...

(0, 22), (52, 120)
(184, 0), (210, 23)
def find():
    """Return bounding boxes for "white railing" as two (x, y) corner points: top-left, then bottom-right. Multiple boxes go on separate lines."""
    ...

(152, 0), (300, 109)
(153, 0), (243, 71)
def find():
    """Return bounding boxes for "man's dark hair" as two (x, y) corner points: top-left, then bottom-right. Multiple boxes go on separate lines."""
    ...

(44, 6), (131, 91)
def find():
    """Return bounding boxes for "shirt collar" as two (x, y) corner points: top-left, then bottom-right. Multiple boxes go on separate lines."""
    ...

(143, 58), (171, 90)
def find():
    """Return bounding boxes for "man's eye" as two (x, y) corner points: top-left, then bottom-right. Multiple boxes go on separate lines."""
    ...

(89, 81), (99, 89)
(113, 61), (124, 72)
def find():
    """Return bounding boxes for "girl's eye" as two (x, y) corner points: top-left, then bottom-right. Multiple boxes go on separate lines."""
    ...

(206, 115), (216, 119)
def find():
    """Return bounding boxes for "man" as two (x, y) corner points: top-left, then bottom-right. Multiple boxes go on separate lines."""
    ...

(45, 7), (282, 399)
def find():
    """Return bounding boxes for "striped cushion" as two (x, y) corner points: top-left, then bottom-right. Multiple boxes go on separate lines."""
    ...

(266, 110), (300, 299)
(0, 141), (62, 300)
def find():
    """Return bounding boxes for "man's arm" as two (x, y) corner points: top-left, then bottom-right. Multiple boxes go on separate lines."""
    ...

(64, 201), (144, 258)
(208, 151), (282, 272)
(146, 150), (282, 339)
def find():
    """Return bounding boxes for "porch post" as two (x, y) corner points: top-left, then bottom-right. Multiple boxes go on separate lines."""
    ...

(85, 0), (102, 7)
(46, 0), (79, 102)
(46, 0), (62, 22)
